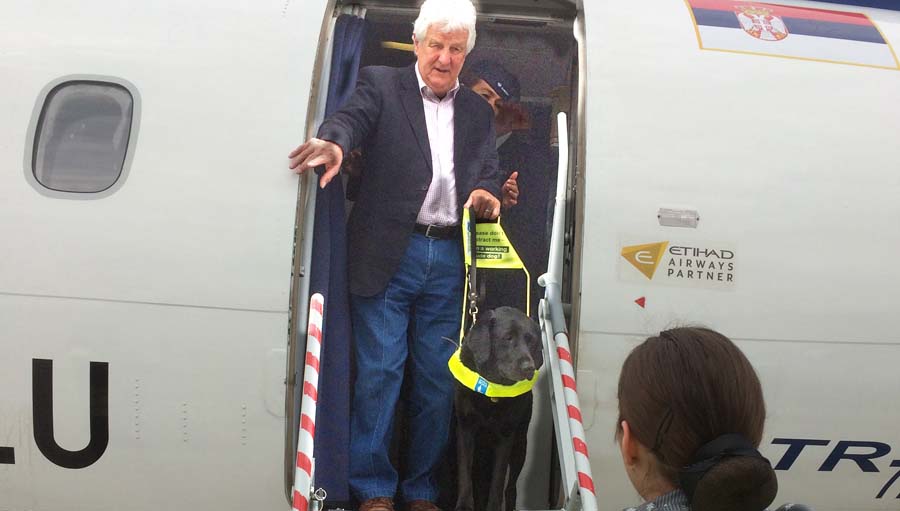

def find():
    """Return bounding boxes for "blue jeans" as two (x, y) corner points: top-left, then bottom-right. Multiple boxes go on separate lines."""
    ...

(349, 233), (463, 503)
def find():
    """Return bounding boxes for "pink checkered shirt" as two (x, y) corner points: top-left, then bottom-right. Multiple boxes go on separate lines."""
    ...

(414, 64), (461, 226)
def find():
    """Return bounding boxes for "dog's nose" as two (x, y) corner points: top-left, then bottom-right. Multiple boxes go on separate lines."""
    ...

(519, 358), (535, 374)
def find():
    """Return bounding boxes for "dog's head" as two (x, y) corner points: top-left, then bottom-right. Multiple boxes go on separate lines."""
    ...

(460, 306), (543, 385)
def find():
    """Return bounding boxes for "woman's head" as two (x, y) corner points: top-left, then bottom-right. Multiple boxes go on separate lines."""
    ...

(616, 327), (777, 511)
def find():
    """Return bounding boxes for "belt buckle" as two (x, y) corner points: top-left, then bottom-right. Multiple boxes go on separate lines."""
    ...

(425, 224), (438, 238)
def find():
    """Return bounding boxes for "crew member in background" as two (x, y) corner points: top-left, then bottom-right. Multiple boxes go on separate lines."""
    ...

(288, 1), (501, 510)
(462, 59), (556, 317)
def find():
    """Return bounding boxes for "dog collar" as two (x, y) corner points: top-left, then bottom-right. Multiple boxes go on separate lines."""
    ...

(448, 347), (538, 398)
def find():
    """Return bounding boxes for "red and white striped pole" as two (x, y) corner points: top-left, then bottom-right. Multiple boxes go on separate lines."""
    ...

(553, 331), (598, 511)
(292, 293), (325, 511)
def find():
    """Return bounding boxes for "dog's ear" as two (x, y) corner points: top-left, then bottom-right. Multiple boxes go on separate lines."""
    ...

(463, 310), (495, 368)
(528, 320), (544, 370)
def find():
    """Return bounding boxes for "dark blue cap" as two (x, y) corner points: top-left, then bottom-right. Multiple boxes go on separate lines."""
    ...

(468, 59), (521, 102)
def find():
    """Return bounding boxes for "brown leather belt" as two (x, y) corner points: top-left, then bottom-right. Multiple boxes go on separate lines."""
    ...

(414, 223), (460, 240)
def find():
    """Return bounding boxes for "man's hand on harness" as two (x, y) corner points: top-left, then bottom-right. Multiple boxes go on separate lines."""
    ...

(464, 189), (500, 220)
(289, 137), (343, 189)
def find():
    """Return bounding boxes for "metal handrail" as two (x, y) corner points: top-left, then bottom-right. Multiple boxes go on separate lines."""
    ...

(537, 112), (598, 511)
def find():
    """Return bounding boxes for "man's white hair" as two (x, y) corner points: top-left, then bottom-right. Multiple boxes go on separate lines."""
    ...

(412, 0), (477, 55)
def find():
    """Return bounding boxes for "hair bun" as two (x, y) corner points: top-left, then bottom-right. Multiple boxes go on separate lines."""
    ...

(691, 455), (778, 511)
(680, 434), (777, 511)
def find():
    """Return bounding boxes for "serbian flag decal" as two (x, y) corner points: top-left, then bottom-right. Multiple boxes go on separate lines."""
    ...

(686, 0), (900, 69)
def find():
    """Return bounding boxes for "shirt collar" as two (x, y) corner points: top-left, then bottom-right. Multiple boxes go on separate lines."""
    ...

(623, 489), (689, 511)
(496, 132), (512, 149)
(414, 62), (460, 102)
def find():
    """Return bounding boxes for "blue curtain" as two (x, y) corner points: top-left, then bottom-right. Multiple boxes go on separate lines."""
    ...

(306, 13), (367, 505)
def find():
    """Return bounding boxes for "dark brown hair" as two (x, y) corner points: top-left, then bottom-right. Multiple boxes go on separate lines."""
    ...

(617, 327), (777, 511)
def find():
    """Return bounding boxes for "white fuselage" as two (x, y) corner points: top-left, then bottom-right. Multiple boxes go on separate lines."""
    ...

(1, 1), (899, 510)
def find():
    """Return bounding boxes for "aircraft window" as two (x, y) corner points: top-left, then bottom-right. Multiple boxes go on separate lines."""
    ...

(32, 81), (134, 193)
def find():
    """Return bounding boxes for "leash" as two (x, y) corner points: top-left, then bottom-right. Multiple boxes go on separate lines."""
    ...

(465, 206), (479, 331)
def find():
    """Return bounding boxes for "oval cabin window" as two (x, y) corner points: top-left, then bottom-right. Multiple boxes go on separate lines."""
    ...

(32, 81), (134, 193)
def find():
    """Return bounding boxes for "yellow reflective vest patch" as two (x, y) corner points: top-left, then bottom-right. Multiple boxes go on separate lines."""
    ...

(459, 209), (532, 342)
(447, 347), (537, 398)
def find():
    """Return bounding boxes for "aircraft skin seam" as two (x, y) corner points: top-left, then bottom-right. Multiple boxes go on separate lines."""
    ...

(0, 291), (288, 314)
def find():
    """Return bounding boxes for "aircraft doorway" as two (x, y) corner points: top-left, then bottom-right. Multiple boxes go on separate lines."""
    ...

(289, 2), (582, 509)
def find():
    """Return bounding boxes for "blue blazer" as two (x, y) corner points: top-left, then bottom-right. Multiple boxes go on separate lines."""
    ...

(318, 64), (501, 297)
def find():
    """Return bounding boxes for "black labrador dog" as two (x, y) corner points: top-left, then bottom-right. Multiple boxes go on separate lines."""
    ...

(454, 306), (544, 511)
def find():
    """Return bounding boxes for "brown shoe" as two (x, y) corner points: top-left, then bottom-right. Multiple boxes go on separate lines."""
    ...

(359, 497), (395, 511)
(407, 500), (441, 511)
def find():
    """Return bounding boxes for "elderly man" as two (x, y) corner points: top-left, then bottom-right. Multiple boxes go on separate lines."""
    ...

(288, 1), (500, 510)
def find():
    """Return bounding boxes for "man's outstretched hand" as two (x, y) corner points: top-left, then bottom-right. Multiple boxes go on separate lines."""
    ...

(288, 138), (343, 189)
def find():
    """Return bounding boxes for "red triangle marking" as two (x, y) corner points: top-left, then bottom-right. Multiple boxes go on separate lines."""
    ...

(635, 297), (646, 308)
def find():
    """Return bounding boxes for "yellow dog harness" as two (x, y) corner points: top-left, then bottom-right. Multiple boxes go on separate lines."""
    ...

(448, 209), (537, 399)
(458, 209), (531, 341)
(448, 347), (538, 398)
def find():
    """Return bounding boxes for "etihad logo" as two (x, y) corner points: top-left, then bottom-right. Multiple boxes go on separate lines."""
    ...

(619, 238), (736, 289)
(621, 241), (668, 280)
